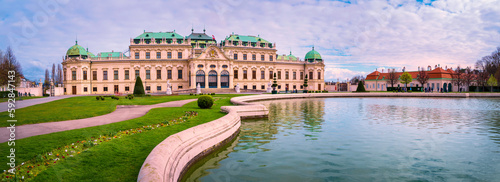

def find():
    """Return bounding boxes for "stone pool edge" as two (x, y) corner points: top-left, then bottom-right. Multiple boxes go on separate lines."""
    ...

(137, 92), (500, 182)
(137, 101), (269, 182)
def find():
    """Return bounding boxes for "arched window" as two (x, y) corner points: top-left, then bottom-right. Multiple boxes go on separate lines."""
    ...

(221, 70), (229, 88)
(208, 70), (217, 88)
(196, 70), (205, 88)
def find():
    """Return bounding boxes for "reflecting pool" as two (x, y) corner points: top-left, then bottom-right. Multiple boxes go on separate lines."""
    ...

(184, 98), (500, 182)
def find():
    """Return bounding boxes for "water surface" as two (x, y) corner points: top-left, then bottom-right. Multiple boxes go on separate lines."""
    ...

(184, 98), (500, 182)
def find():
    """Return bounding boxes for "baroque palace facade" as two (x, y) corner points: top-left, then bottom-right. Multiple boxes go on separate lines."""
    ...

(62, 29), (325, 95)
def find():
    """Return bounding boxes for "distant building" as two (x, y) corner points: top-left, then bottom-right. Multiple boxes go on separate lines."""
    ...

(365, 66), (458, 92)
(62, 29), (325, 95)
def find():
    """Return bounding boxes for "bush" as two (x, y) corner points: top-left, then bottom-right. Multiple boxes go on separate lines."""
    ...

(127, 94), (134, 100)
(211, 93), (215, 95)
(356, 81), (367, 92)
(133, 77), (145, 97)
(96, 96), (100, 100)
(189, 93), (193, 96)
(197, 95), (214, 109)
(200, 93), (203, 95)
(146, 94), (151, 97)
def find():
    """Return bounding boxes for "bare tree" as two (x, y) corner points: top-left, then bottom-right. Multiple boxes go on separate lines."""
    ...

(386, 69), (398, 87)
(451, 66), (464, 92)
(417, 69), (429, 88)
(462, 67), (474, 92)
(57, 64), (63, 85)
(0, 47), (23, 86)
(350, 75), (365, 85)
(51, 63), (56, 83)
(44, 69), (50, 85)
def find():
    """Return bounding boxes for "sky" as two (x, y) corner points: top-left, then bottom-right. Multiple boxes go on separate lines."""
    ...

(1, 0), (500, 82)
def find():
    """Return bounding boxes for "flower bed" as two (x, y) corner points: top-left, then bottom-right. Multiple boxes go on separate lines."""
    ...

(1, 111), (198, 181)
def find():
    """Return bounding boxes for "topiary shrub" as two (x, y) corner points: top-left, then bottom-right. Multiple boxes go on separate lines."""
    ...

(100, 96), (105, 100)
(133, 76), (145, 97)
(146, 94), (151, 97)
(356, 81), (367, 92)
(190, 93), (193, 96)
(197, 95), (214, 109)
(200, 93), (203, 95)
(211, 93), (215, 95)
(96, 96), (100, 100)
(127, 94), (134, 100)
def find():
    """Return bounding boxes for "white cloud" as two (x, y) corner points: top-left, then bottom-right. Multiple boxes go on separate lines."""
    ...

(1, 0), (499, 81)
(325, 67), (368, 81)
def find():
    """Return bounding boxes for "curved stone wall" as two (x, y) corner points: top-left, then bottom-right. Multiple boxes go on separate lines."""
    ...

(138, 92), (500, 182)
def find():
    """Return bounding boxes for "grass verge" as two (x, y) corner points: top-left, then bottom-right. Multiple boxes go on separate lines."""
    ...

(0, 94), (240, 127)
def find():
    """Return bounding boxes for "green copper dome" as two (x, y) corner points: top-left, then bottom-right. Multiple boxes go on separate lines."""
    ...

(304, 47), (322, 62)
(66, 41), (88, 58)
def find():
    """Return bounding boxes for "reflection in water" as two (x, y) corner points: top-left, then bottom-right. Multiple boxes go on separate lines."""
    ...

(186, 98), (500, 182)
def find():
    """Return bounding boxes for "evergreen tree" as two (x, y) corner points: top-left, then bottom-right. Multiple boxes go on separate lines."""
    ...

(356, 80), (366, 92)
(51, 63), (55, 83)
(303, 74), (309, 92)
(133, 76), (145, 96)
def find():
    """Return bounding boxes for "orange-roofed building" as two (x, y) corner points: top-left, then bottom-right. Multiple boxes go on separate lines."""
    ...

(365, 67), (457, 92)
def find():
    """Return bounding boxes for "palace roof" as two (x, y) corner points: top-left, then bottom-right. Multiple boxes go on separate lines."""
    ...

(134, 31), (184, 40)
(366, 68), (455, 80)
(305, 47), (322, 62)
(225, 34), (271, 43)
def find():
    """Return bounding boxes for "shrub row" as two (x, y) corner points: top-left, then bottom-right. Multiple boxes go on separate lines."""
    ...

(189, 93), (215, 96)
(306, 90), (328, 93)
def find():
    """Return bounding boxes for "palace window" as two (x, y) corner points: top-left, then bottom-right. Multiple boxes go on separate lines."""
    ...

(157, 70), (162, 79)
(135, 70), (140, 79)
(104, 87), (108, 92)
(125, 70), (129, 80)
(243, 70), (247, 79)
(244, 85), (248, 89)
(300, 72), (303, 80)
(167, 70), (172, 79)
(252, 70), (256, 79)
(252, 54), (256, 60)
(198, 64), (204, 68)
(178, 70), (183, 79)
(157, 86), (161, 91)
(178, 85), (183, 89)
(83, 71), (87, 80)
(278, 71), (281, 79)
(114, 70), (118, 80)
(156, 52), (161, 59)
(210, 65), (216, 69)
(293, 72), (296, 80)
(146, 70), (151, 80)
(309, 72), (313, 80)
(234, 54), (238, 60)
(156, 39), (161, 44)
(261, 71), (265, 79)
(84, 87), (87, 92)
(269, 55), (273, 61)
(93, 71), (97, 80)
(318, 71), (321, 79)
(72, 71), (76, 80)
(125, 86), (129, 91)
(63, 70), (66, 81)
(285, 71), (289, 80)
(234, 70), (238, 79)
(146, 52), (150, 59)
(178, 52), (182, 59)
(261, 55), (264, 61)
(146, 86), (150, 91)
(222, 65), (228, 68)
(135, 52), (139, 59)
(103, 71), (108, 80)
(243, 54), (247, 60)
(269, 71), (273, 80)
(167, 52), (172, 59)
(253, 85), (256, 89)
(261, 85), (265, 89)
(93, 87), (97, 92)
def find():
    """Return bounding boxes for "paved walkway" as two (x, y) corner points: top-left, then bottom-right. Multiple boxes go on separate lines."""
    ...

(0, 99), (196, 143)
(0, 95), (78, 112)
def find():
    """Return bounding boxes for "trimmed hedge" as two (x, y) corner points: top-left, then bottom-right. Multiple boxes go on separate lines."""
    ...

(133, 77), (145, 97)
(197, 95), (214, 109)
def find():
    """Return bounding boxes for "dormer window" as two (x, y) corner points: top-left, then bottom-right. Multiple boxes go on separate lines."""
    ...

(210, 65), (216, 69)
(198, 64), (204, 68)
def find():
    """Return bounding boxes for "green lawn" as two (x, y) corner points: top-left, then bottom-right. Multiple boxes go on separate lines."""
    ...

(0, 95), (227, 127)
(0, 95), (247, 181)
(0, 96), (45, 103)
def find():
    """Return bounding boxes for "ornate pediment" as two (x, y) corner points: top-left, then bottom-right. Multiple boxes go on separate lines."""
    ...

(197, 46), (230, 61)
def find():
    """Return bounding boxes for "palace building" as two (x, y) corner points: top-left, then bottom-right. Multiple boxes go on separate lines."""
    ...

(62, 29), (325, 95)
(364, 66), (458, 92)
